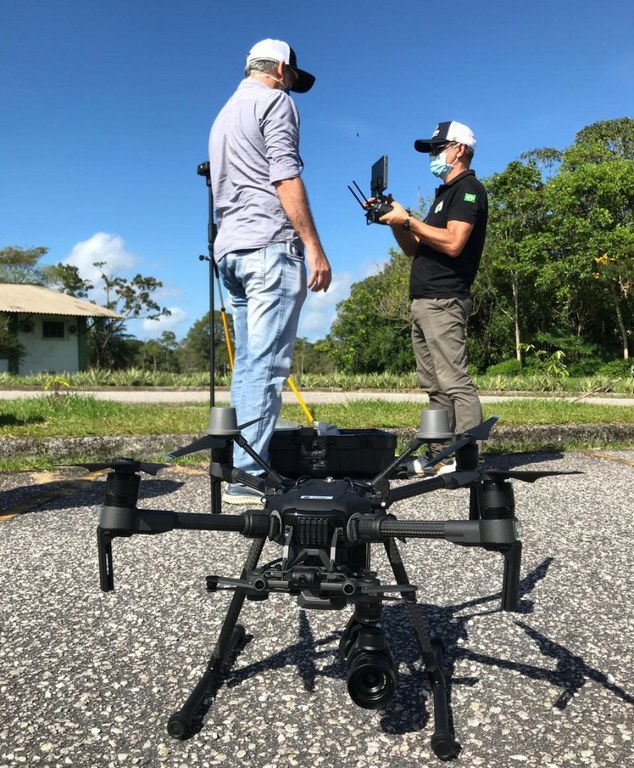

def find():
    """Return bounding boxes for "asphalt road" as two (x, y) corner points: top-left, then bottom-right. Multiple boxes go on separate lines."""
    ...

(0, 451), (632, 767)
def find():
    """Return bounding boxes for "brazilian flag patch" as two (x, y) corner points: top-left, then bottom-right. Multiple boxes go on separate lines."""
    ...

(464, 193), (477, 203)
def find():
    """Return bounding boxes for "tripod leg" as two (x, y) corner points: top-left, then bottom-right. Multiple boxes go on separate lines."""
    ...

(384, 539), (456, 761)
(501, 541), (522, 612)
(167, 536), (266, 739)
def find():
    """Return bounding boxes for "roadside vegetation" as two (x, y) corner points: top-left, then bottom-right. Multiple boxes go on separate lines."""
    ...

(0, 368), (633, 395)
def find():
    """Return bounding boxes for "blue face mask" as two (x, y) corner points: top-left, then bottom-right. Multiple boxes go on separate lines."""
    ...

(430, 151), (453, 180)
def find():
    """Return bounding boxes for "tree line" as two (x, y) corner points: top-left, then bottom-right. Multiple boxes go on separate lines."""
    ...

(1, 117), (631, 378)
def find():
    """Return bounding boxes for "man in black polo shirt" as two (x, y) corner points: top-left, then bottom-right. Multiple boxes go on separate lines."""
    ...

(379, 121), (488, 467)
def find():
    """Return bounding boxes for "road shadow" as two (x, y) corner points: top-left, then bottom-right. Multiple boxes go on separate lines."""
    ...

(0, 474), (186, 515)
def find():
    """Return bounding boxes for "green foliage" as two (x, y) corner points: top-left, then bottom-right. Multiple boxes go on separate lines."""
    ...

(291, 337), (337, 377)
(329, 252), (413, 373)
(0, 245), (49, 283)
(133, 332), (181, 373)
(484, 359), (524, 377)
(597, 359), (634, 378)
(560, 117), (634, 170)
(1, 368), (633, 394)
(0, 315), (24, 365)
(178, 311), (233, 373)
(44, 263), (93, 298)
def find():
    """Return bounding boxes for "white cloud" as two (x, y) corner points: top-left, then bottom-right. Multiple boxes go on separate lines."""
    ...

(140, 307), (189, 336)
(297, 273), (351, 342)
(64, 232), (138, 286)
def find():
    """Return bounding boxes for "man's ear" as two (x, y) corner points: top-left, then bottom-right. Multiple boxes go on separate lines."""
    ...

(276, 60), (285, 80)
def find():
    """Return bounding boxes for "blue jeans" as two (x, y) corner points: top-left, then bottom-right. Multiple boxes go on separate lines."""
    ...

(218, 242), (307, 474)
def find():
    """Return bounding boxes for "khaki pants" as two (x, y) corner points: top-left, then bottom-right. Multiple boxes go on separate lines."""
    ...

(411, 297), (482, 453)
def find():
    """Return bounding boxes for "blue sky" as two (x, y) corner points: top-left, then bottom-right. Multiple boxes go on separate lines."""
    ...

(2, 0), (632, 343)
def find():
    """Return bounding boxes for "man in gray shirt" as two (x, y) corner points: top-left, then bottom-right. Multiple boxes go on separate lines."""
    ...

(209, 38), (331, 504)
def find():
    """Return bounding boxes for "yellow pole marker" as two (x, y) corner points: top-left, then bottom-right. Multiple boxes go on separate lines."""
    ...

(287, 375), (315, 425)
(220, 310), (235, 370)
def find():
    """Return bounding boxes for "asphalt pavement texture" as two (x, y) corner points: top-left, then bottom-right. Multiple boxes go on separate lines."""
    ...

(0, 450), (633, 768)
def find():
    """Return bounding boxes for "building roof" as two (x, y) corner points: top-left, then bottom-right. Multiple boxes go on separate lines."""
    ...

(0, 283), (123, 318)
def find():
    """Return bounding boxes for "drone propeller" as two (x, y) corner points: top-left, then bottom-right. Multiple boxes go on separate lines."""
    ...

(484, 469), (583, 483)
(166, 415), (265, 460)
(166, 435), (228, 460)
(425, 416), (500, 469)
(68, 457), (168, 476)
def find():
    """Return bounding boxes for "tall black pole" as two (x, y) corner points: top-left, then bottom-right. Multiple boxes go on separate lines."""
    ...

(197, 161), (217, 407)
(197, 161), (223, 513)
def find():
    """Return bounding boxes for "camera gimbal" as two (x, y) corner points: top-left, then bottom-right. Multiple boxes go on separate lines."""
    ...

(92, 408), (578, 761)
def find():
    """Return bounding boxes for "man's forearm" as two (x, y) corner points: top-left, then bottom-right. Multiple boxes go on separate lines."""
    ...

(274, 176), (332, 293)
(274, 177), (323, 250)
(381, 200), (473, 258)
(390, 227), (418, 257)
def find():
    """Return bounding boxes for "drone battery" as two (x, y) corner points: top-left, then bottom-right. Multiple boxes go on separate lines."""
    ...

(268, 427), (396, 479)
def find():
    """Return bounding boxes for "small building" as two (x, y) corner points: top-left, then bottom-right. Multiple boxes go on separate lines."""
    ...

(0, 283), (123, 375)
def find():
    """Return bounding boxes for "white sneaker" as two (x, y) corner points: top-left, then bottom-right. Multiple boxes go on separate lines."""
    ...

(222, 483), (264, 505)
(403, 457), (456, 476)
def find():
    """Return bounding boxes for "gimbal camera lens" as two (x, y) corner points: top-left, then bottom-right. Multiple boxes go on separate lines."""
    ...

(345, 626), (396, 710)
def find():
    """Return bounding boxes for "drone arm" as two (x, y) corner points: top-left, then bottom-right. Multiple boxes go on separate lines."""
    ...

(97, 508), (271, 592)
(234, 436), (285, 485)
(387, 469), (482, 504)
(353, 514), (520, 548)
(370, 438), (425, 486)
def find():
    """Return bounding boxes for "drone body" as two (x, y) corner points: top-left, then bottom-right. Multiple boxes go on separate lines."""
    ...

(92, 407), (578, 761)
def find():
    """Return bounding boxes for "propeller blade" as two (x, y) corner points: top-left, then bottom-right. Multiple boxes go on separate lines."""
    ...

(65, 457), (167, 475)
(425, 416), (500, 468)
(237, 416), (265, 431)
(485, 469), (583, 483)
(166, 435), (227, 459)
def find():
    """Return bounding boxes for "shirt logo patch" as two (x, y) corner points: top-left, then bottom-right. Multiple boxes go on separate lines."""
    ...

(464, 193), (477, 203)
(434, 201), (444, 213)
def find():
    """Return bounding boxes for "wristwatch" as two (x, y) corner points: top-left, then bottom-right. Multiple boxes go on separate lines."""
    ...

(402, 212), (412, 231)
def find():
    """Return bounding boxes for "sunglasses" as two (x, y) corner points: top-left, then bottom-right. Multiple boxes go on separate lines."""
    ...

(430, 142), (458, 157)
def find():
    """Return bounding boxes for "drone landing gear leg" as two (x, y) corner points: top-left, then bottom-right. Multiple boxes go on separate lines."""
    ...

(384, 539), (457, 761)
(501, 541), (522, 612)
(167, 536), (267, 739)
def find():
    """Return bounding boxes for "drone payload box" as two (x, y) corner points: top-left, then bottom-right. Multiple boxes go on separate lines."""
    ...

(268, 426), (397, 479)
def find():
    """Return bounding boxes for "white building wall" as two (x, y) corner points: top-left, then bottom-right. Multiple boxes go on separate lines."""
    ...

(18, 315), (79, 374)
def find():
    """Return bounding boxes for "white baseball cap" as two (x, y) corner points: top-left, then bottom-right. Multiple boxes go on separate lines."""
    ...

(245, 39), (316, 93)
(414, 121), (476, 153)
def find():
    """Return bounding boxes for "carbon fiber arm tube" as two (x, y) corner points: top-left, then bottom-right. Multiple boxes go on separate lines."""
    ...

(356, 516), (519, 546)
(98, 508), (271, 537)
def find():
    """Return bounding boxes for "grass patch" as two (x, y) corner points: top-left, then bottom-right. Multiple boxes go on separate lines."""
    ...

(0, 394), (632, 439)
(0, 395), (631, 471)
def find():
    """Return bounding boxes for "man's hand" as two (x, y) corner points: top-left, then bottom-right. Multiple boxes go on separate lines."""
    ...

(379, 198), (409, 227)
(305, 246), (332, 292)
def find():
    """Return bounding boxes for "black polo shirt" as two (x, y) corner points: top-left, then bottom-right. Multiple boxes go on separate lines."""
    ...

(410, 169), (488, 300)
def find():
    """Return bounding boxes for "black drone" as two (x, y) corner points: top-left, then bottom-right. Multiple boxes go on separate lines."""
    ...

(91, 407), (578, 761)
